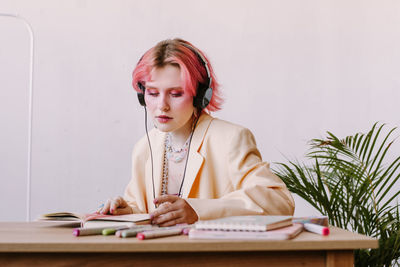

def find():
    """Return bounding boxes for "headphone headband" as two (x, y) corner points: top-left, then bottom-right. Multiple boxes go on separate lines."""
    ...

(180, 43), (212, 90)
(137, 40), (213, 110)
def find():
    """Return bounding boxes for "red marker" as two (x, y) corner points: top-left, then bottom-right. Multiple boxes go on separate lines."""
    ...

(304, 223), (330, 236)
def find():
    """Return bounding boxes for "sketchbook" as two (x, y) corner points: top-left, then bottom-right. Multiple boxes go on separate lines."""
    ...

(195, 215), (293, 231)
(189, 223), (303, 240)
(37, 212), (150, 228)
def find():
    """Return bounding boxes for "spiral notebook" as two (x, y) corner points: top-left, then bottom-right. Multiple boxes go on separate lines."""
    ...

(189, 223), (303, 240)
(195, 215), (292, 231)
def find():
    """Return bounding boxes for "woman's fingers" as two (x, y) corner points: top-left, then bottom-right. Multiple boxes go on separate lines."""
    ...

(95, 203), (104, 213)
(150, 201), (172, 218)
(111, 206), (133, 215)
(152, 204), (183, 226)
(151, 195), (179, 218)
(154, 195), (179, 205)
(96, 195), (196, 223)
(97, 196), (131, 215)
(99, 199), (112, 214)
(150, 196), (199, 226)
(110, 196), (125, 214)
(150, 196), (198, 226)
(157, 215), (183, 227)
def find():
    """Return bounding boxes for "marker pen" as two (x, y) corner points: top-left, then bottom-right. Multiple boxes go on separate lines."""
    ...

(304, 223), (330, 236)
(137, 228), (183, 240)
(182, 227), (191, 235)
(102, 226), (131, 236)
(118, 228), (144, 238)
(73, 224), (130, 237)
(116, 225), (155, 238)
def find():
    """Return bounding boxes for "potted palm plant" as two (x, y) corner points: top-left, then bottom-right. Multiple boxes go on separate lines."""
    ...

(274, 123), (400, 266)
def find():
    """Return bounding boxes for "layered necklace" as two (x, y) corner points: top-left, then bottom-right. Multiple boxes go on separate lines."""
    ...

(162, 133), (191, 195)
(161, 116), (198, 196)
(165, 133), (191, 163)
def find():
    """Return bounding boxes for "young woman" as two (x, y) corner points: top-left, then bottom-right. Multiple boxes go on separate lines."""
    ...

(98, 38), (295, 227)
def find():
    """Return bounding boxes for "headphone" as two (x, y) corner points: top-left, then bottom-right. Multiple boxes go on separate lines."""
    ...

(136, 42), (213, 111)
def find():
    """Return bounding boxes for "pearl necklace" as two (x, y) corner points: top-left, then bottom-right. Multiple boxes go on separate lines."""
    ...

(161, 144), (169, 195)
(162, 133), (191, 195)
(161, 118), (197, 196)
(165, 133), (191, 163)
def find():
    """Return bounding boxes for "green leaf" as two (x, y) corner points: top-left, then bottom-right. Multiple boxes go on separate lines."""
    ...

(273, 123), (400, 266)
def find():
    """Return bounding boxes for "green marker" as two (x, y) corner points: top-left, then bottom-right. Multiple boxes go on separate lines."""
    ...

(121, 228), (143, 238)
(116, 225), (155, 238)
(102, 226), (130, 236)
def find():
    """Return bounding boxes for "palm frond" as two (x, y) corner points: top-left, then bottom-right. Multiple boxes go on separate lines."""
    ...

(274, 123), (400, 266)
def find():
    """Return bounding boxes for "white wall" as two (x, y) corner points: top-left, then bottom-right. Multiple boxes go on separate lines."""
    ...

(1, 0), (399, 221)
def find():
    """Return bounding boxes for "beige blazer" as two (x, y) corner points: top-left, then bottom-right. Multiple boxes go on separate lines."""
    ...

(124, 113), (295, 220)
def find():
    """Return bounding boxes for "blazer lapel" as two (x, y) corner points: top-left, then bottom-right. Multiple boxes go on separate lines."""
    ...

(180, 114), (214, 197)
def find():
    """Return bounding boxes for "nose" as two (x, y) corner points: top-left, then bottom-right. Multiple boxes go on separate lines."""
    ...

(158, 93), (169, 112)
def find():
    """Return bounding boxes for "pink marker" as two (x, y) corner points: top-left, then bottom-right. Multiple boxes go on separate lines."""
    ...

(182, 228), (191, 235)
(73, 225), (127, 237)
(304, 223), (330, 236)
(73, 227), (104, 236)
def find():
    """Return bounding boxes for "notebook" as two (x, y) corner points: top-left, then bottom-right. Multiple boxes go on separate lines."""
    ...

(189, 223), (303, 240)
(37, 212), (150, 228)
(195, 215), (292, 231)
(37, 211), (89, 222)
(82, 214), (150, 228)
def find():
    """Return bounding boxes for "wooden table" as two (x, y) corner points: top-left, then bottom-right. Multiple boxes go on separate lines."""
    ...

(0, 222), (377, 266)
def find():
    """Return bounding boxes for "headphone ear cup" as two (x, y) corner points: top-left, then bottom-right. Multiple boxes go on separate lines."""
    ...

(193, 85), (213, 110)
(202, 87), (213, 109)
(137, 92), (146, 106)
(137, 82), (146, 106)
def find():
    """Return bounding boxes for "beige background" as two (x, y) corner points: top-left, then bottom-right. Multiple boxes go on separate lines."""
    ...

(1, 0), (399, 221)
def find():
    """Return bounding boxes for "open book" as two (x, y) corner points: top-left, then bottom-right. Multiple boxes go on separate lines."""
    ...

(37, 212), (150, 228)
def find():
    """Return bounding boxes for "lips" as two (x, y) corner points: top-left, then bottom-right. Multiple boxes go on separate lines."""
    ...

(156, 115), (172, 123)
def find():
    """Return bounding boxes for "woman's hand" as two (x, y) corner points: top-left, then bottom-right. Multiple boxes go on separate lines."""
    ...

(150, 195), (198, 227)
(97, 196), (133, 215)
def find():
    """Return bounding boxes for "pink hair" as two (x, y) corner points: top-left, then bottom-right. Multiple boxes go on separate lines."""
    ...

(132, 38), (223, 112)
